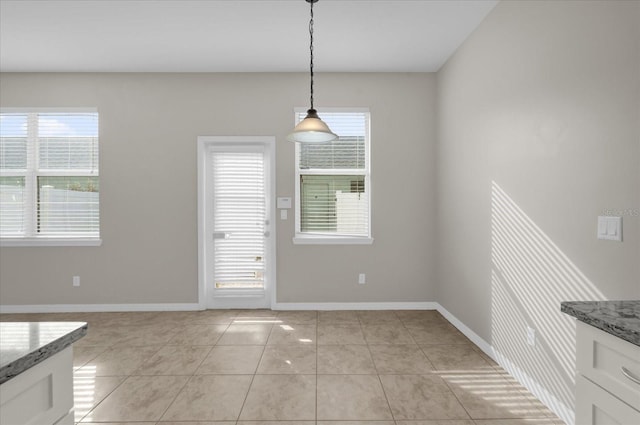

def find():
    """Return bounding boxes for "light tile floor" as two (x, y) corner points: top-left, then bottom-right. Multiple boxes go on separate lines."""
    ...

(0, 309), (565, 424)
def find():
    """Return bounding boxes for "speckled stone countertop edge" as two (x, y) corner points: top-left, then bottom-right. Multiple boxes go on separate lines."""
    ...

(561, 301), (640, 347)
(0, 323), (88, 385)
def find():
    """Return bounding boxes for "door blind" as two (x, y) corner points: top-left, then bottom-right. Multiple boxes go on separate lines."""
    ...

(212, 148), (266, 289)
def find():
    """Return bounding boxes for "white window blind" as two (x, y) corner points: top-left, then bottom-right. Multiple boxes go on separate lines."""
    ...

(0, 111), (100, 240)
(212, 148), (266, 289)
(295, 110), (371, 240)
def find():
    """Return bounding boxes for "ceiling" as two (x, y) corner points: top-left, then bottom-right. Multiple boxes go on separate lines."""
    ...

(0, 0), (498, 73)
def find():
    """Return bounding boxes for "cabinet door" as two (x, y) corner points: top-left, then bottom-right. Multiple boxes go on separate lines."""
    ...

(577, 322), (640, 409)
(0, 347), (73, 425)
(576, 375), (640, 425)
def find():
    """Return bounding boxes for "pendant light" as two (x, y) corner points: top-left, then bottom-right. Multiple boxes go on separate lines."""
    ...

(287, 0), (338, 143)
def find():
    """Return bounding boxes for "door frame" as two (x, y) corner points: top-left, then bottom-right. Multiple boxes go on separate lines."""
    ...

(197, 136), (276, 309)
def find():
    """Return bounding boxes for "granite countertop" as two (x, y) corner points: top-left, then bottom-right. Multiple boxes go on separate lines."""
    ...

(561, 300), (640, 347)
(0, 321), (87, 384)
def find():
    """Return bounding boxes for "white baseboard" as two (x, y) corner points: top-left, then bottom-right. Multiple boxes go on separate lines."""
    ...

(436, 303), (573, 425)
(492, 349), (574, 425)
(436, 302), (497, 359)
(0, 301), (436, 314)
(0, 303), (202, 314)
(273, 301), (438, 311)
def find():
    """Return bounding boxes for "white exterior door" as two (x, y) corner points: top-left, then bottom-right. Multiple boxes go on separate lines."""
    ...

(198, 136), (275, 309)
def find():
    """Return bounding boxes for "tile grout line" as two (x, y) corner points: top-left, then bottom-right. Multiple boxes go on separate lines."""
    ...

(410, 311), (476, 423)
(372, 311), (398, 422)
(74, 320), (172, 423)
(234, 319), (274, 422)
(154, 368), (193, 422)
(142, 317), (229, 423)
(74, 372), (126, 423)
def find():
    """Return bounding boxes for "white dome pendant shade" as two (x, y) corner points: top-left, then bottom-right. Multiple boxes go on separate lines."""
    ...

(287, 108), (338, 143)
(287, 0), (338, 144)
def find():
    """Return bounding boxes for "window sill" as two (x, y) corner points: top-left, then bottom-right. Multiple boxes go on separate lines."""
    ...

(0, 238), (103, 247)
(293, 235), (374, 245)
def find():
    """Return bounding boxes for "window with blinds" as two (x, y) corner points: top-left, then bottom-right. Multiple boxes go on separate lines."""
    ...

(0, 110), (100, 241)
(295, 109), (371, 241)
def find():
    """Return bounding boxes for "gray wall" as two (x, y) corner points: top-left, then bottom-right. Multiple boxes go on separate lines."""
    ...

(436, 0), (639, 416)
(0, 73), (437, 305)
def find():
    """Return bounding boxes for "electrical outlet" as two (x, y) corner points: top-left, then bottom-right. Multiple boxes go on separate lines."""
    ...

(358, 273), (366, 284)
(526, 326), (536, 346)
(73, 276), (80, 287)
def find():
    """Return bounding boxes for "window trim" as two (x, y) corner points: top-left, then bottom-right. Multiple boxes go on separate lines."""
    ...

(292, 235), (373, 245)
(0, 237), (102, 247)
(0, 107), (101, 247)
(293, 107), (373, 245)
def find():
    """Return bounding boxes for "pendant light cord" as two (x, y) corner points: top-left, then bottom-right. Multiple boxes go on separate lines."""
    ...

(309, 0), (315, 110)
(287, 0), (337, 143)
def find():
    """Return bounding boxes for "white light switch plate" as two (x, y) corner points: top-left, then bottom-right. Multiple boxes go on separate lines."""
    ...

(597, 216), (622, 241)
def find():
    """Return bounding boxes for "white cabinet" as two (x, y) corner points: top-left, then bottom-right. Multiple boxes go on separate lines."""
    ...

(577, 375), (640, 424)
(0, 346), (74, 425)
(575, 322), (640, 425)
